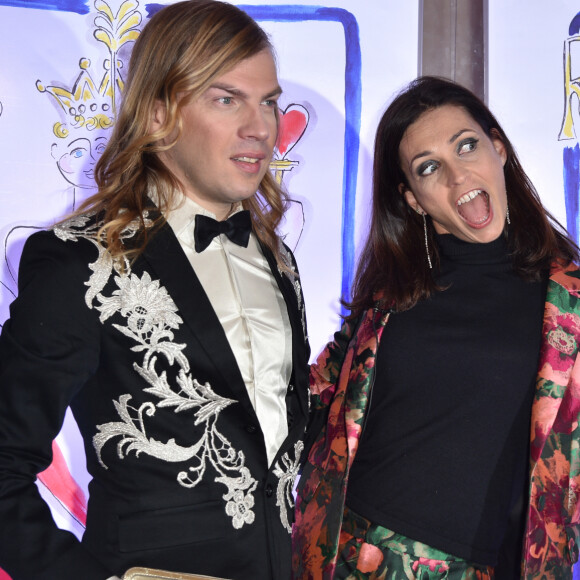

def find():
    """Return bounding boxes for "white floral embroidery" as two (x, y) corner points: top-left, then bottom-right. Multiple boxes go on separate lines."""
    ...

(53, 212), (142, 308)
(273, 440), (304, 533)
(223, 469), (257, 529)
(53, 214), (93, 241)
(55, 215), (259, 530)
(278, 241), (307, 339)
(97, 271), (182, 331)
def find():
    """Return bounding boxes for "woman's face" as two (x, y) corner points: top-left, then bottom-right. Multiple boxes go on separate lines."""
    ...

(399, 104), (508, 244)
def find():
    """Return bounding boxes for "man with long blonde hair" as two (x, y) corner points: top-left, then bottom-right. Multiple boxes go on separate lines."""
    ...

(0, 2), (309, 579)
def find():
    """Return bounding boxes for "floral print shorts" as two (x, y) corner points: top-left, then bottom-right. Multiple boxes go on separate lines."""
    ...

(334, 506), (494, 579)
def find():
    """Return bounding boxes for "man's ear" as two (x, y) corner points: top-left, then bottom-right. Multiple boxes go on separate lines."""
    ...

(399, 183), (424, 215)
(150, 99), (167, 135)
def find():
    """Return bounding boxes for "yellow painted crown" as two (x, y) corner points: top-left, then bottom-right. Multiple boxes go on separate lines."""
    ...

(37, 0), (141, 139)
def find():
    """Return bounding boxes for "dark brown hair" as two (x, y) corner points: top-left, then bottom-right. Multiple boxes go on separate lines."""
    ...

(347, 75), (578, 318)
(74, 0), (287, 266)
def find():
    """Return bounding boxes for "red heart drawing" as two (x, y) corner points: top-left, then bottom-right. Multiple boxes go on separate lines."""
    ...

(275, 104), (309, 159)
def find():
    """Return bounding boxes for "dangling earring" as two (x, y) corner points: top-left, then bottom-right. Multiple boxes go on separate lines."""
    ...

(419, 210), (433, 269)
(505, 203), (511, 225)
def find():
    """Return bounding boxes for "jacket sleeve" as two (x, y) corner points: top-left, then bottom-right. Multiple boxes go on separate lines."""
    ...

(309, 318), (356, 409)
(0, 231), (111, 579)
(301, 318), (357, 458)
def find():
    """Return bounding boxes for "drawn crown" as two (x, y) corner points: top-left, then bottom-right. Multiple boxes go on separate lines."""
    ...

(36, 58), (121, 137)
(36, 0), (141, 138)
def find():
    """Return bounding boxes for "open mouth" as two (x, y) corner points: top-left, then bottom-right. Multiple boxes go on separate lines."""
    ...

(456, 190), (491, 228)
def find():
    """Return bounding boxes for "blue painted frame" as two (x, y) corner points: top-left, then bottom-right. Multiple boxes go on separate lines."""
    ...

(0, 0), (90, 13)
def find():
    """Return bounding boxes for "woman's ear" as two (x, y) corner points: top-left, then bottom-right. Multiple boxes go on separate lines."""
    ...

(490, 128), (507, 167)
(399, 183), (424, 215)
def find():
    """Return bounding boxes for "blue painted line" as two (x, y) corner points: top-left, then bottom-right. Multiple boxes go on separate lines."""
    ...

(570, 10), (580, 35)
(564, 144), (580, 244)
(0, 0), (89, 14)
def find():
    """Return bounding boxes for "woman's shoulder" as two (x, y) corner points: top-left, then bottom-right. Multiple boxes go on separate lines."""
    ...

(546, 261), (580, 317)
(549, 260), (580, 291)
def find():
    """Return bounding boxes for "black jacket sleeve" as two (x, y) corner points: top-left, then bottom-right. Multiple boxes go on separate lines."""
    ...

(0, 231), (111, 579)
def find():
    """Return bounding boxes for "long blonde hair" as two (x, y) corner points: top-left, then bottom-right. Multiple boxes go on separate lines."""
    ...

(76, 0), (287, 264)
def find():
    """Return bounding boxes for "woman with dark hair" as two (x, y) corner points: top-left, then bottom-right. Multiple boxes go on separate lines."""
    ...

(292, 76), (580, 579)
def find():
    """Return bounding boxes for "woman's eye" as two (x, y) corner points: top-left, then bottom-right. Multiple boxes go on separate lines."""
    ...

(458, 138), (478, 154)
(418, 161), (438, 176)
(218, 96), (233, 105)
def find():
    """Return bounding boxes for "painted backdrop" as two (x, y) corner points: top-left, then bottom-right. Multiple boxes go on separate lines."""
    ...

(4, 0), (580, 577)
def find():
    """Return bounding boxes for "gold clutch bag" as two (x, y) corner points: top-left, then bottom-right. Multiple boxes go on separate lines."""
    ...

(123, 567), (232, 580)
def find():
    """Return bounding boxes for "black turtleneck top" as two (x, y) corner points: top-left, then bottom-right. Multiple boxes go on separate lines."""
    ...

(345, 233), (547, 567)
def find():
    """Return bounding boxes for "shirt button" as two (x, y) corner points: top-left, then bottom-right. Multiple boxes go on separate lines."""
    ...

(265, 484), (274, 497)
(245, 425), (257, 434)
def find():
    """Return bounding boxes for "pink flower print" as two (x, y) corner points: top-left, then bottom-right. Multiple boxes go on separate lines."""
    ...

(547, 326), (577, 356)
(412, 556), (450, 574)
(356, 542), (384, 574)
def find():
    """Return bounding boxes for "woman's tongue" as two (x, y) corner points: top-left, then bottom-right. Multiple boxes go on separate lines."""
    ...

(457, 191), (490, 227)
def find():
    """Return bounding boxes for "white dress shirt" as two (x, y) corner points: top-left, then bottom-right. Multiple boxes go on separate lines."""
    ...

(164, 195), (293, 467)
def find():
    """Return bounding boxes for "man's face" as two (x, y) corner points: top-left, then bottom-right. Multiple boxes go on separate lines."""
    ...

(155, 49), (281, 220)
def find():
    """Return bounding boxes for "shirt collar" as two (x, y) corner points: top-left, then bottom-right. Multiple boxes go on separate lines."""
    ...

(163, 192), (244, 249)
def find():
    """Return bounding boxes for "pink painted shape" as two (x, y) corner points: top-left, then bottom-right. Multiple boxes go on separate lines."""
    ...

(0, 567), (11, 579)
(275, 104), (308, 158)
(37, 440), (87, 526)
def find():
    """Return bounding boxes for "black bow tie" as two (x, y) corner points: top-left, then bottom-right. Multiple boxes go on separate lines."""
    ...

(194, 210), (252, 253)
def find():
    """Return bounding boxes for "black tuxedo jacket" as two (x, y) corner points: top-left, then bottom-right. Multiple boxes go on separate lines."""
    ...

(0, 212), (310, 579)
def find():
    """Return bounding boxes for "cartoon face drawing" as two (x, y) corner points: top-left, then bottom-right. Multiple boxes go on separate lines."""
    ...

(51, 134), (108, 190)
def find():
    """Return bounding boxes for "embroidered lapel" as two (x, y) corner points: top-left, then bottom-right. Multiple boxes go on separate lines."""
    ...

(259, 239), (307, 345)
(54, 214), (266, 531)
(259, 239), (310, 424)
(140, 222), (256, 416)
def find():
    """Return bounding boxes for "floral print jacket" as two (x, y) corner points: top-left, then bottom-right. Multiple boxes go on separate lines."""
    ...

(292, 262), (580, 579)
